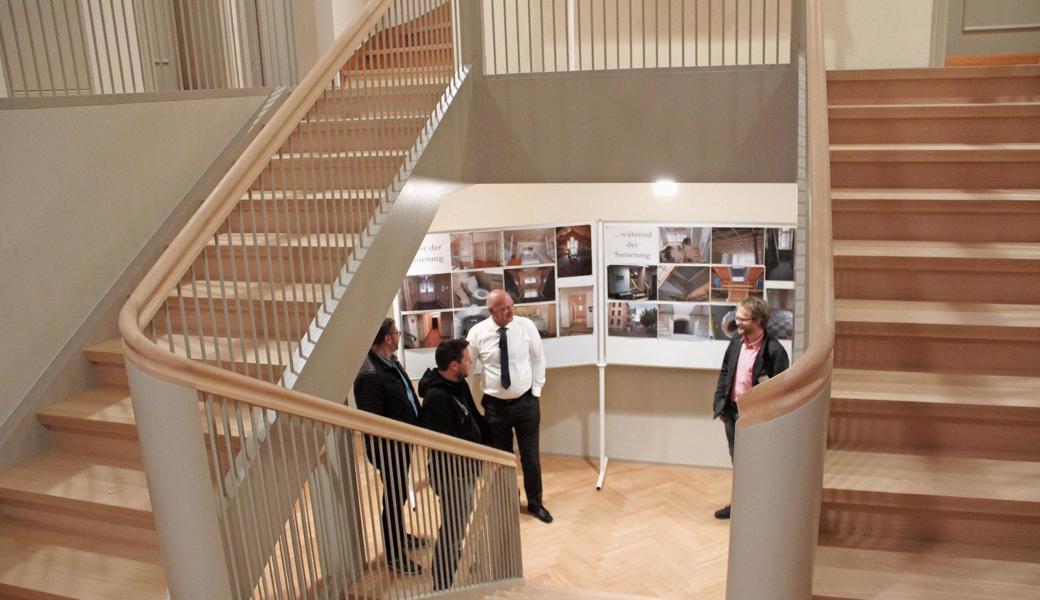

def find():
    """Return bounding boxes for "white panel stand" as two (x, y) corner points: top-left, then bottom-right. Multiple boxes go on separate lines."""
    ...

(596, 362), (609, 490)
(595, 220), (610, 490)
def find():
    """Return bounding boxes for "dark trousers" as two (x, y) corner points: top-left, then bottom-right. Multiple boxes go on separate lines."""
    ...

(366, 438), (412, 563)
(430, 468), (476, 591)
(722, 402), (740, 462)
(482, 390), (543, 506)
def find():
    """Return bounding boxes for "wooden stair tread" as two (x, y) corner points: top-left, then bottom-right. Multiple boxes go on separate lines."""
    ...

(833, 239), (1040, 261)
(170, 280), (325, 304)
(271, 149), (409, 159)
(834, 299), (1040, 329)
(241, 189), (383, 201)
(830, 143), (1040, 161)
(827, 65), (1040, 81)
(832, 188), (1040, 203)
(0, 522), (166, 599)
(209, 231), (355, 249)
(814, 546), (1040, 600)
(37, 385), (135, 429)
(84, 338), (123, 364)
(0, 451), (152, 519)
(832, 369), (1040, 411)
(157, 334), (294, 368)
(829, 101), (1040, 118)
(824, 449), (1040, 510)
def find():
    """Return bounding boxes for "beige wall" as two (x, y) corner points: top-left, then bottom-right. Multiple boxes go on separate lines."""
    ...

(823, 0), (934, 69)
(0, 94), (266, 432)
(430, 182), (797, 468)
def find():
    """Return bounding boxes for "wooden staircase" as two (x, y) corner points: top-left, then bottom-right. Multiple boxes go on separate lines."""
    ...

(814, 65), (1040, 599)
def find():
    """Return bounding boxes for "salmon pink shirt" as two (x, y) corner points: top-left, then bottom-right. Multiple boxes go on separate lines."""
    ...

(731, 333), (764, 404)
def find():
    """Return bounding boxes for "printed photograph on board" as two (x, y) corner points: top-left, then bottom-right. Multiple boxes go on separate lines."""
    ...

(765, 227), (796, 281)
(504, 227), (556, 266)
(658, 304), (711, 341)
(710, 305), (739, 341)
(711, 227), (765, 265)
(658, 265), (711, 302)
(401, 311), (454, 349)
(504, 266), (556, 304)
(711, 266), (765, 303)
(451, 231), (503, 270)
(558, 286), (594, 336)
(766, 288), (795, 341)
(454, 306), (490, 339)
(514, 303), (558, 338)
(659, 227), (711, 263)
(607, 301), (658, 338)
(400, 273), (453, 311)
(555, 225), (593, 277)
(606, 265), (657, 301)
(451, 269), (504, 308)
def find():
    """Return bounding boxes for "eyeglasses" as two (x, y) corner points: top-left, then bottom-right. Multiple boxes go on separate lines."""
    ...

(734, 316), (755, 324)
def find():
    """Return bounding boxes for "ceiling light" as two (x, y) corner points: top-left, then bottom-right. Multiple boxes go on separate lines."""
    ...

(652, 179), (679, 197)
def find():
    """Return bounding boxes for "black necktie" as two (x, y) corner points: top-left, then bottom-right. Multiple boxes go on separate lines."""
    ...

(498, 326), (511, 389)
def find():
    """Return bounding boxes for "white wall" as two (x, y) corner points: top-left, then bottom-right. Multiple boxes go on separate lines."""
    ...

(0, 94), (266, 433)
(823, 0), (935, 70)
(428, 182), (797, 468)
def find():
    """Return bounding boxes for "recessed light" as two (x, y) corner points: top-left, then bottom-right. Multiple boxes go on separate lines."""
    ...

(652, 179), (679, 197)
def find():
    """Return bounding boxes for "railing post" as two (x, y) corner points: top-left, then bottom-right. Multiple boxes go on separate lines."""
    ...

(126, 363), (234, 600)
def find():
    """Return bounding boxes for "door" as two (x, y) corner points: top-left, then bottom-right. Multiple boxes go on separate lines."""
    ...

(942, 0), (1040, 63)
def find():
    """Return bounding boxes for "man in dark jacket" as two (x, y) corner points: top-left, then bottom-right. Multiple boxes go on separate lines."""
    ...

(353, 318), (425, 574)
(712, 297), (790, 520)
(418, 338), (492, 591)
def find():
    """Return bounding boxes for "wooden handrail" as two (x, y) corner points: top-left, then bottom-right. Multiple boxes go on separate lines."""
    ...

(737, 0), (833, 427)
(118, 0), (516, 468)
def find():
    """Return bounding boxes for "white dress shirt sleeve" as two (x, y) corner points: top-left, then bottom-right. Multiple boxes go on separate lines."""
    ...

(528, 318), (546, 397)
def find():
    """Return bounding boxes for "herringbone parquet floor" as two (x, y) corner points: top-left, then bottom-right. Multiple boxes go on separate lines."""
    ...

(518, 455), (732, 599)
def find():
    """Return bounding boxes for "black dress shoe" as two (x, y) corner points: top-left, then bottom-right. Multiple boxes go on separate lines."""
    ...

(405, 533), (429, 549)
(387, 557), (423, 575)
(527, 504), (554, 523)
(714, 505), (731, 520)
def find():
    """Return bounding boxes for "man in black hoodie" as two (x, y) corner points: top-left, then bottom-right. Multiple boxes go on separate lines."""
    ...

(418, 338), (492, 591)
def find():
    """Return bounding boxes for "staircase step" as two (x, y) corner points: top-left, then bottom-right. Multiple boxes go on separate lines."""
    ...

(829, 102), (1040, 144)
(286, 114), (429, 153)
(826, 65), (1040, 105)
(830, 143), (1040, 189)
(833, 240), (1040, 304)
(197, 232), (355, 284)
(821, 450), (1040, 561)
(830, 369), (1040, 461)
(160, 281), (324, 339)
(0, 522), (165, 599)
(832, 188), (1040, 243)
(230, 190), (382, 234)
(37, 386), (143, 465)
(85, 339), (127, 386)
(256, 150), (407, 192)
(156, 333), (295, 384)
(311, 84), (443, 119)
(834, 300), (1040, 377)
(813, 546), (1040, 600)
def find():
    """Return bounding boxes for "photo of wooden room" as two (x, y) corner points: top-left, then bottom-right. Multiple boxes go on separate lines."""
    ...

(504, 266), (556, 304)
(767, 288), (795, 341)
(401, 311), (454, 349)
(451, 269), (504, 307)
(765, 228), (796, 281)
(659, 227), (711, 263)
(451, 231), (503, 269)
(711, 305), (739, 340)
(555, 225), (593, 277)
(658, 265), (711, 302)
(711, 266), (765, 302)
(454, 306), (490, 339)
(658, 304), (711, 341)
(505, 228), (556, 266)
(606, 265), (657, 301)
(559, 286), (594, 336)
(711, 227), (765, 265)
(607, 302), (657, 338)
(514, 304), (558, 338)
(400, 273), (453, 311)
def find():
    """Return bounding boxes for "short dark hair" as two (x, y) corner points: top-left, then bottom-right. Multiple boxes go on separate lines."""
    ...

(435, 338), (469, 371)
(372, 318), (397, 347)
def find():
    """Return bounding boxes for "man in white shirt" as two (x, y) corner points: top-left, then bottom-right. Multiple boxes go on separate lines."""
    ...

(466, 289), (553, 523)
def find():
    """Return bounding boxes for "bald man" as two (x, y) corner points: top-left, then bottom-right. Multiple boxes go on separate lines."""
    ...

(466, 290), (552, 523)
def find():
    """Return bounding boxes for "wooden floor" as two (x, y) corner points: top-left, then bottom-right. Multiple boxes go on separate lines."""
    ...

(518, 455), (732, 599)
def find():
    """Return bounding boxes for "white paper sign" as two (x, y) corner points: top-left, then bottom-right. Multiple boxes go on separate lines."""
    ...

(406, 233), (452, 275)
(604, 225), (658, 265)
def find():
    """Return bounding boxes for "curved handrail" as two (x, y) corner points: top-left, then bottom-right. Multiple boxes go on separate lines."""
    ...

(737, 0), (833, 428)
(118, 0), (515, 468)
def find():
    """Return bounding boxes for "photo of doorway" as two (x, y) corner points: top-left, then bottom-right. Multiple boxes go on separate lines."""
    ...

(559, 286), (594, 336)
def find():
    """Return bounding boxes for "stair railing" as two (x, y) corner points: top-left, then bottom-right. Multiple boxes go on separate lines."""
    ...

(120, 1), (522, 599)
(724, 0), (833, 598)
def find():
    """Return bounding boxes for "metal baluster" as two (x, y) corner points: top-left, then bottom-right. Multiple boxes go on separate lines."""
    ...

(774, 0), (779, 63)
(761, 0), (766, 64)
(243, 404), (288, 599)
(17, 0), (43, 95)
(118, 0), (140, 91)
(278, 140), (305, 377)
(296, 419), (325, 599)
(513, 0), (520, 73)
(264, 412), (301, 600)
(202, 396), (247, 599)
(43, 0), (70, 94)
(230, 401), (276, 599)
(275, 414), (310, 595)
(284, 418), (321, 598)
(357, 434), (387, 599)
(243, 190), (280, 381)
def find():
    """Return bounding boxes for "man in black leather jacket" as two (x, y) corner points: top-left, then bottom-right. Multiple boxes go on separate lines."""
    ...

(353, 318), (425, 574)
(418, 338), (492, 591)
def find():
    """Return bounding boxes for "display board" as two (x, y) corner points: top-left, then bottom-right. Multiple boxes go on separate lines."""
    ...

(603, 223), (795, 369)
(398, 223), (598, 378)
